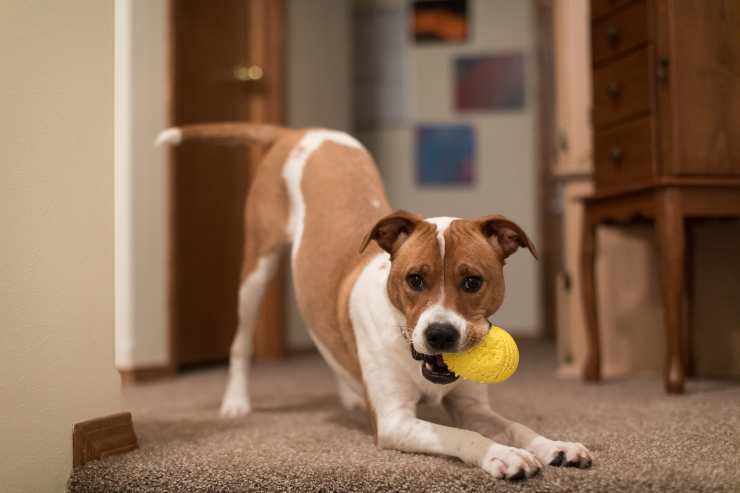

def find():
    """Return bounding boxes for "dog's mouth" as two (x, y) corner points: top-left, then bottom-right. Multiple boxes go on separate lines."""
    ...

(410, 345), (459, 385)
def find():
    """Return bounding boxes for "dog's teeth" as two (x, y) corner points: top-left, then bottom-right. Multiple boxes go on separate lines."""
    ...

(424, 362), (433, 370)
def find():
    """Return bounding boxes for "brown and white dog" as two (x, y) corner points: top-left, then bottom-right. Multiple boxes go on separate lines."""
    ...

(157, 123), (593, 480)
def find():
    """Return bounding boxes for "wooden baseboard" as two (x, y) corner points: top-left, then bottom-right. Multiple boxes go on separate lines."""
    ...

(73, 412), (138, 467)
(118, 364), (176, 385)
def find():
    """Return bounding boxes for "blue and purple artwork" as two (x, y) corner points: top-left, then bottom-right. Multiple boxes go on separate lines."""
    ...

(416, 124), (476, 186)
(455, 53), (525, 111)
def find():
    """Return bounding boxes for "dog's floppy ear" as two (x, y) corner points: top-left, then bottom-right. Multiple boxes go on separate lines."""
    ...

(476, 215), (537, 259)
(360, 210), (423, 256)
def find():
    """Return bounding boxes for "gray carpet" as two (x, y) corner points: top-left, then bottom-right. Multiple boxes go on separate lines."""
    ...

(69, 341), (740, 492)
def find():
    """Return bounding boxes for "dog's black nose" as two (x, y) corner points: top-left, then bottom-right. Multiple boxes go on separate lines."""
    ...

(425, 323), (460, 351)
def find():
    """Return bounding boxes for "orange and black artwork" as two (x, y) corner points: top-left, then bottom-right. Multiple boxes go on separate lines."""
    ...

(411, 0), (468, 43)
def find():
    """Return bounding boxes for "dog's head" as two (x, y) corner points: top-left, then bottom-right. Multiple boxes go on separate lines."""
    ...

(360, 210), (537, 384)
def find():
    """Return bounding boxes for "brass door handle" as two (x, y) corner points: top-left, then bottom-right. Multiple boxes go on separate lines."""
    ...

(233, 65), (263, 82)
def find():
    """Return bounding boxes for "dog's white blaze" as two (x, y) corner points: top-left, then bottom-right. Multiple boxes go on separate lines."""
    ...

(283, 130), (363, 262)
(412, 217), (464, 353)
(424, 217), (458, 303)
(425, 216), (457, 260)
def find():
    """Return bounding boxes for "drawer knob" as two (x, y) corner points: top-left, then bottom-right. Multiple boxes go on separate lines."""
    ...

(609, 146), (624, 166)
(607, 81), (622, 99)
(606, 25), (621, 45)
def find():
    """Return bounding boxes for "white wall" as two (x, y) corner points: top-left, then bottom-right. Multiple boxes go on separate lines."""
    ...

(0, 2), (122, 491)
(115, 0), (169, 369)
(359, 0), (542, 335)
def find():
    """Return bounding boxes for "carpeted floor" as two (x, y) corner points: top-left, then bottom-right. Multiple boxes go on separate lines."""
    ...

(69, 340), (740, 492)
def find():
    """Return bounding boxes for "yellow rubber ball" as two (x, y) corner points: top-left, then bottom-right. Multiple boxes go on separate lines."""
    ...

(443, 325), (519, 384)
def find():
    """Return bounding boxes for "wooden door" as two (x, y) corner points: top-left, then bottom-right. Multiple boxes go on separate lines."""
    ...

(168, 0), (285, 367)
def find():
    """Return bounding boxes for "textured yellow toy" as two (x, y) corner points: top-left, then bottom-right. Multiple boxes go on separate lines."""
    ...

(443, 325), (519, 383)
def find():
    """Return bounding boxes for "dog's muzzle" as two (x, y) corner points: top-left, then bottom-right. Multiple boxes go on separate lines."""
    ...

(410, 344), (459, 385)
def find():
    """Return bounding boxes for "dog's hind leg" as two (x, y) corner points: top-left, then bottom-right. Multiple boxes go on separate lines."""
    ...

(220, 248), (280, 417)
(220, 179), (290, 417)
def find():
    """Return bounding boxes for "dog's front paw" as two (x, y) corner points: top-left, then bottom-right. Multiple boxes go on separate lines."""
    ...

(480, 444), (542, 480)
(527, 436), (593, 468)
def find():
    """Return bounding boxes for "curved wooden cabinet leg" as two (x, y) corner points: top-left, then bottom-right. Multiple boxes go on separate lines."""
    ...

(656, 189), (686, 394)
(580, 210), (601, 382)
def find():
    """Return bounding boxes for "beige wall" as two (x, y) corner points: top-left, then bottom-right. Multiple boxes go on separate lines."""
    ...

(0, 2), (122, 492)
(359, 0), (542, 335)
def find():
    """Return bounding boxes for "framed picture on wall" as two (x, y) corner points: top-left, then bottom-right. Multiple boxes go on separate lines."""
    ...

(410, 0), (468, 43)
(454, 53), (525, 111)
(416, 124), (476, 186)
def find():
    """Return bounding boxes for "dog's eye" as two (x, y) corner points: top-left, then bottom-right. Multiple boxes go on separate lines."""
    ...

(406, 273), (425, 291)
(461, 276), (483, 293)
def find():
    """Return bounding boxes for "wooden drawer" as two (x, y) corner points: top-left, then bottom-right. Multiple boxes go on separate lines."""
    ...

(591, 0), (635, 20)
(594, 117), (654, 190)
(592, 1), (648, 63)
(593, 48), (651, 130)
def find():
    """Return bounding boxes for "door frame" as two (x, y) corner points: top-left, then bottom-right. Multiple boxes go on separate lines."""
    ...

(535, 0), (557, 340)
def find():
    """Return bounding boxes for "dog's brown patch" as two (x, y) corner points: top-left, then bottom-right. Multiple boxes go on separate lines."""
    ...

(293, 140), (392, 383)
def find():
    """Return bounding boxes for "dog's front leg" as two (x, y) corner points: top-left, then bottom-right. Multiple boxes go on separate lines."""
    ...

(444, 381), (593, 468)
(367, 378), (541, 479)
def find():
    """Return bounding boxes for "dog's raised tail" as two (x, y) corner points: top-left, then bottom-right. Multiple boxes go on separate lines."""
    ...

(155, 122), (285, 148)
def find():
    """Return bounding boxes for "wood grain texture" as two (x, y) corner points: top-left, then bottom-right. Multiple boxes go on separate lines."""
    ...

(655, 188), (686, 393)
(73, 413), (138, 467)
(580, 212), (600, 382)
(170, 0), (253, 366)
(167, 0), (286, 366)
(660, 0), (740, 176)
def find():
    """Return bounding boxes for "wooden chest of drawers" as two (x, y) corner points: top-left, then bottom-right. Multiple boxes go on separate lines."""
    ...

(590, 0), (740, 193)
(582, 0), (740, 394)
